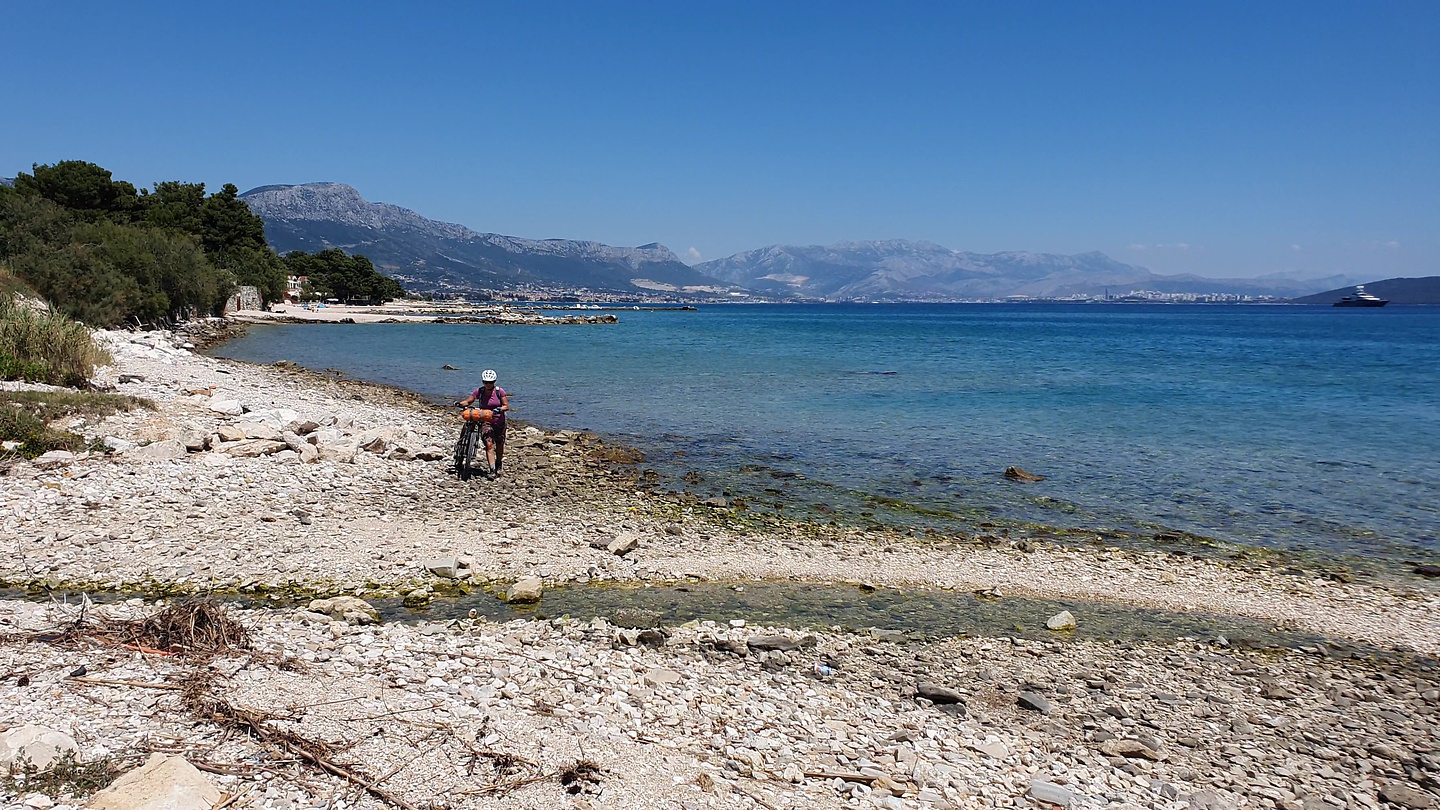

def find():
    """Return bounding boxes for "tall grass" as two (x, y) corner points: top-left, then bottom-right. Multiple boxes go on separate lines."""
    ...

(0, 295), (111, 387)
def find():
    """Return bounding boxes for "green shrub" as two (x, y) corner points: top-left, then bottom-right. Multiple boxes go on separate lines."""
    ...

(0, 404), (89, 458)
(0, 298), (110, 386)
(0, 391), (148, 459)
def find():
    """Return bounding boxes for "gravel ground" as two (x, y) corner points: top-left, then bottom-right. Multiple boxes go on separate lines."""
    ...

(2, 598), (1437, 810)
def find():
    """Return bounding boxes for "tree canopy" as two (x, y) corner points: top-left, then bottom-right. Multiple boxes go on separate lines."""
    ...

(0, 161), (404, 326)
(283, 249), (405, 303)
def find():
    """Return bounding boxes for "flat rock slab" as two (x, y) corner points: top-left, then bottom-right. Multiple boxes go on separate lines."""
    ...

(1378, 782), (1435, 810)
(606, 533), (640, 556)
(916, 682), (964, 705)
(89, 753), (221, 810)
(747, 635), (800, 652)
(1017, 692), (1054, 714)
(1099, 739), (1164, 761)
(1028, 779), (1076, 807)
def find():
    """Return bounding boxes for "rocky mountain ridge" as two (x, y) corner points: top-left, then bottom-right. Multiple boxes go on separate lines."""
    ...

(240, 183), (727, 296)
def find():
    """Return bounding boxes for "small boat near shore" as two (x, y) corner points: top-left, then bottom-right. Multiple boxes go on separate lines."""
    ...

(1333, 285), (1388, 307)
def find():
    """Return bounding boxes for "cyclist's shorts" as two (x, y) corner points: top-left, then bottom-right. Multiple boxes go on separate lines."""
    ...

(481, 420), (506, 447)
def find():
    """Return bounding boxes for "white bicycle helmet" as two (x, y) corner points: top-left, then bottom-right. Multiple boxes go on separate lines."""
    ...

(481, 369), (498, 382)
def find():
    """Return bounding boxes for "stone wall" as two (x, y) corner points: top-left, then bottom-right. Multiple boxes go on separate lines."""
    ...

(223, 285), (263, 314)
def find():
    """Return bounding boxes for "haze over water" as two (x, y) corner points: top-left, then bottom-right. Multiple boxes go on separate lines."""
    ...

(217, 304), (1440, 562)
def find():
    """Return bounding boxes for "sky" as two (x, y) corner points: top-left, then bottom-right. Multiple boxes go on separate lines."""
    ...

(2, 1), (1436, 279)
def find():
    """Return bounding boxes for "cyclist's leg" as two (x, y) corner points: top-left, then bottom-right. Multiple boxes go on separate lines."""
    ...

(492, 422), (506, 474)
(481, 423), (497, 472)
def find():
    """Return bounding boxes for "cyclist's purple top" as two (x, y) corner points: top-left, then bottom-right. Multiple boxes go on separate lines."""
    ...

(471, 386), (506, 423)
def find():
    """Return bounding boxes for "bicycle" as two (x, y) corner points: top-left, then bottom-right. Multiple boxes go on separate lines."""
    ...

(452, 406), (494, 480)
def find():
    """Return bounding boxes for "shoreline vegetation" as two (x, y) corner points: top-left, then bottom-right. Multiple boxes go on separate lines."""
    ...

(1, 320), (1438, 809)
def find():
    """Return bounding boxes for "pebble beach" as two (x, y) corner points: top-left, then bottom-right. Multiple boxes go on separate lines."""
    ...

(2, 327), (1437, 810)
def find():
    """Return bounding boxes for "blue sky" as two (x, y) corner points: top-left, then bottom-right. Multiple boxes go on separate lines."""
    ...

(2, 1), (1435, 279)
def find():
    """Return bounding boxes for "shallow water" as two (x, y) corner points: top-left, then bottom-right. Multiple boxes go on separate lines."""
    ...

(1, 583), (1329, 651)
(215, 303), (1440, 562)
(380, 581), (1332, 650)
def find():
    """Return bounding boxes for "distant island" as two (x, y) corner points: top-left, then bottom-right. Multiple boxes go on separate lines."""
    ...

(1290, 276), (1440, 306)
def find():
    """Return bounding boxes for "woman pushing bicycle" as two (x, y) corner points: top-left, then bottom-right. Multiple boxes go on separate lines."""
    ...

(457, 369), (510, 476)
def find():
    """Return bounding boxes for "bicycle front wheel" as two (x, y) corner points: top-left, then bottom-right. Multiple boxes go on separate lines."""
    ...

(455, 424), (474, 480)
(464, 425), (481, 480)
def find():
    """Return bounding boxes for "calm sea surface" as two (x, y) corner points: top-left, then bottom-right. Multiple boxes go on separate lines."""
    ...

(215, 304), (1440, 562)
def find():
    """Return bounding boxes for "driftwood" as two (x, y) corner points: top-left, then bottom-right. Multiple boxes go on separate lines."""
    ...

(15, 597), (606, 806)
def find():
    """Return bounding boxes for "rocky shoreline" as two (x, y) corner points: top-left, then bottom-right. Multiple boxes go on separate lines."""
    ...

(1, 327), (1438, 810)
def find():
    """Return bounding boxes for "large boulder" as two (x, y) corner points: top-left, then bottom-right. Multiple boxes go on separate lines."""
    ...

(0, 725), (78, 770)
(235, 421), (283, 441)
(1046, 610), (1077, 631)
(607, 533), (640, 556)
(504, 577), (543, 603)
(132, 440), (187, 461)
(88, 753), (221, 810)
(174, 426), (207, 452)
(206, 399), (244, 416)
(318, 441), (358, 463)
(214, 425), (246, 443)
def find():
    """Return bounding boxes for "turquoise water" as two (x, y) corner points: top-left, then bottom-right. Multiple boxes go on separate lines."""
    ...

(215, 304), (1440, 561)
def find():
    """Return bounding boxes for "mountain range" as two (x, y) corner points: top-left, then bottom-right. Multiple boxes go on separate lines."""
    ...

(239, 182), (1359, 300)
(695, 242), (1360, 300)
(239, 183), (731, 296)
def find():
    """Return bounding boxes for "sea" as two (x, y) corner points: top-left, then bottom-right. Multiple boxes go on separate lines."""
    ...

(214, 304), (1440, 565)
